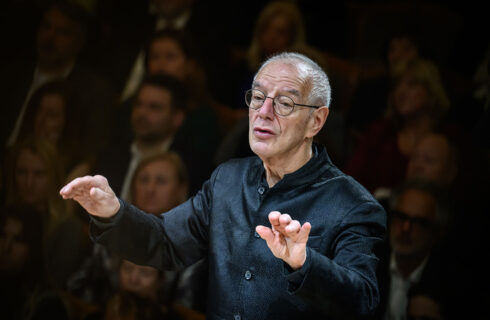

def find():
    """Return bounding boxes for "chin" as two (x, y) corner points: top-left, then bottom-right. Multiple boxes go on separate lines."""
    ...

(250, 140), (274, 158)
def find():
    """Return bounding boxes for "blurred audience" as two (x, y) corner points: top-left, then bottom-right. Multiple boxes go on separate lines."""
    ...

(346, 29), (423, 145)
(0, 204), (45, 320)
(406, 133), (459, 188)
(112, 29), (222, 169)
(100, 0), (228, 106)
(0, 1), (487, 318)
(375, 179), (454, 320)
(344, 58), (452, 195)
(0, 1), (114, 162)
(93, 74), (210, 199)
(129, 151), (188, 214)
(0, 0), (116, 160)
(16, 79), (93, 181)
(84, 258), (204, 320)
(4, 137), (89, 290)
(129, 151), (207, 314)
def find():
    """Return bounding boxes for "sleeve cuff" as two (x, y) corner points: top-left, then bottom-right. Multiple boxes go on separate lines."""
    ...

(90, 198), (126, 232)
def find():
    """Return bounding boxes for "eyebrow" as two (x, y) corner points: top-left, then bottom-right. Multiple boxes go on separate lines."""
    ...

(252, 82), (301, 98)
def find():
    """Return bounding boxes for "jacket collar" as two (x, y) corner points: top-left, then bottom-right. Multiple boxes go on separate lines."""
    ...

(255, 143), (333, 190)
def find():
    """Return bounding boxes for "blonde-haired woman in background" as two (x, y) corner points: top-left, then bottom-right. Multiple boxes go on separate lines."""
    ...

(129, 151), (189, 215)
(344, 58), (455, 196)
(4, 136), (89, 289)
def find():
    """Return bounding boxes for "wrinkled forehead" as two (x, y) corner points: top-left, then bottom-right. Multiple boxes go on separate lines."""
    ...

(254, 61), (309, 96)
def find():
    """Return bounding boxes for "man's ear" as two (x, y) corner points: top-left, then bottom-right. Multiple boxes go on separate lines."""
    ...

(306, 106), (329, 139)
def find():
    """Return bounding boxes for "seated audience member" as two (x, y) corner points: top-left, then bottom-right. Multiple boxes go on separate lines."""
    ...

(16, 79), (93, 181)
(84, 258), (204, 320)
(405, 132), (489, 315)
(0, 1), (116, 159)
(346, 30), (423, 142)
(375, 132), (459, 208)
(406, 133), (459, 188)
(4, 137), (88, 290)
(129, 151), (207, 313)
(375, 179), (454, 320)
(344, 58), (451, 195)
(0, 204), (45, 320)
(117, 259), (205, 320)
(104, 0), (228, 106)
(94, 74), (209, 199)
(129, 151), (188, 215)
(112, 29), (222, 167)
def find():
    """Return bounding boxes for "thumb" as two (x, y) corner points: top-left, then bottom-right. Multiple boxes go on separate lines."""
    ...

(298, 222), (312, 243)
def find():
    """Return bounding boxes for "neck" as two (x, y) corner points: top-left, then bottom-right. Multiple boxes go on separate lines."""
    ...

(263, 142), (313, 187)
(135, 137), (170, 154)
(394, 252), (428, 278)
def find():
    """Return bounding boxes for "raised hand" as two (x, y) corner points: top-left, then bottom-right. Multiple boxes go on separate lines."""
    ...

(60, 175), (120, 218)
(256, 211), (311, 270)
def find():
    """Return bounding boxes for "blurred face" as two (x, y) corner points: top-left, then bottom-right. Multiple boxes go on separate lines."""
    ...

(36, 7), (83, 70)
(34, 94), (66, 144)
(15, 149), (50, 207)
(407, 134), (455, 186)
(249, 62), (315, 162)
(131, 85), (180, 143)
(147, 37), (190, 81)
(390, 189), (438, 259)
(260, 15), (293, 56)
(388, 36), (419, 76)
(119, 260), (162, 300)
(0, 218), (30, 274)
(393, 75), (430, 117)
(133, 159), (186, 214)
(407, 294), (442, 320)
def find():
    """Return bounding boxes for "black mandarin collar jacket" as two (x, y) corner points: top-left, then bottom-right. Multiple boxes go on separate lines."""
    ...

(91, 144), (386, 320)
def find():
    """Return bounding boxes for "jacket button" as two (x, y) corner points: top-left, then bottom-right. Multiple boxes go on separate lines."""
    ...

(254, 231), (261, 238)
(234, 315), (241, 320)
(244, 270), (252, 280)
(258, 186), (265, 194)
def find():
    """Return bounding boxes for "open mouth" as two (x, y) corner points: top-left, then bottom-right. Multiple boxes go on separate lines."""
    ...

(253, 127), (274, 138)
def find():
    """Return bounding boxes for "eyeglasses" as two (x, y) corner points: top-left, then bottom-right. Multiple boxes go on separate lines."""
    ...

(390, 210), (435, 229)
(407, 316), (441, 320)
(245, 89), (321, 116)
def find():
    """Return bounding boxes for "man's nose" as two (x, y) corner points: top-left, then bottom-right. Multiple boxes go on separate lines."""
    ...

(401, 219), (412, 231)
(25, 173), (35, 187)
(258, 97), (275, 118)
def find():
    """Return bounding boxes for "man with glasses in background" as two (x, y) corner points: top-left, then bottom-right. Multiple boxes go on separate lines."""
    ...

(375, 179), (453, 320)
(60, 52), (386, 319)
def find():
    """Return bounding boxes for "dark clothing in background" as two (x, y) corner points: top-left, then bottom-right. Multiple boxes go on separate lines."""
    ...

(0, 58), (116, 159)
(89, 144), (386, 319)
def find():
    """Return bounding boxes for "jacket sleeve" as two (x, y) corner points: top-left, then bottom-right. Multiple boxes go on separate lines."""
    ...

(286, 200), (386, 319)
(88, 167), (218, 271)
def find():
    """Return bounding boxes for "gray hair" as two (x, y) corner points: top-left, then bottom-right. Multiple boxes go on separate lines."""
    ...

(254, 52), (332, 108)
